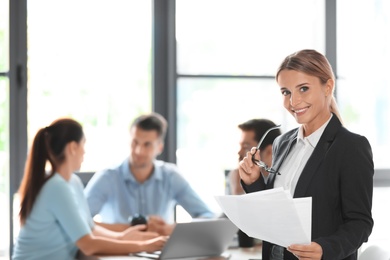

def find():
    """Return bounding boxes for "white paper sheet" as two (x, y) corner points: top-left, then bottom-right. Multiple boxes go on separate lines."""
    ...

(215, 188), (311, 247)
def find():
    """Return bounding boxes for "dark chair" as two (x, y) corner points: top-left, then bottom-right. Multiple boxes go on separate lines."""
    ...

(74, 172), (95, 187)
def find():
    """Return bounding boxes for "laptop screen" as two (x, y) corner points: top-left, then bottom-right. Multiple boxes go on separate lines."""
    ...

(136, 218), (238, 260)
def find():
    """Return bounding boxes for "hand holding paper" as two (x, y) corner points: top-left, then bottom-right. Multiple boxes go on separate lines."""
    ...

(215, 188), (311, 248)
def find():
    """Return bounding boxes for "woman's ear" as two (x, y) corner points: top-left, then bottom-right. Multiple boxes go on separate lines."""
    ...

(66, 141), (77, 156)
(325, 78), (334, 96)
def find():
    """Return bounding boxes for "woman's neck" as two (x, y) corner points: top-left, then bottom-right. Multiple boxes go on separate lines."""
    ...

(56, 164), (73, 181)
(302, 112), (332, 137)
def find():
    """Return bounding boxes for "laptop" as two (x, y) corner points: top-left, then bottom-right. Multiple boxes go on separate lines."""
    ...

(136, 218), (238, 260)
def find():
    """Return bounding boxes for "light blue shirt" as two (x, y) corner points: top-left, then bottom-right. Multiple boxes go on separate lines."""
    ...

(13, 174), (93, 260)
(85, 159), (215, 223)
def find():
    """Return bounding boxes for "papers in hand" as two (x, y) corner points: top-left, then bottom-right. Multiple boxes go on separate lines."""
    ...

(215, 187), (311, 247)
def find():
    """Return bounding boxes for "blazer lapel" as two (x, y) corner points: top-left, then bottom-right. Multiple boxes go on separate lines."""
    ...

(293, 115), (342, 198)
(267, 131), (298, 188)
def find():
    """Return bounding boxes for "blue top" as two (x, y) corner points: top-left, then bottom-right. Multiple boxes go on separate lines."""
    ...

(85, 159), (215, 223)
(13, 174), (93, 260)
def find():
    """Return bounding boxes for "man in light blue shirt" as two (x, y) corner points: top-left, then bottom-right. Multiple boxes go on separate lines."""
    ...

(85, 113), (214, 233)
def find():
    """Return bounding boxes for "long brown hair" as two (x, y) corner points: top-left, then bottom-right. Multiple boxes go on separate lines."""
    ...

(18, 118), (84, 225)
(276, 49), (343, 123)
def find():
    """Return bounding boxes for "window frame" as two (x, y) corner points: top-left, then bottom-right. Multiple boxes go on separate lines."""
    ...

(6, 0), (390, 257)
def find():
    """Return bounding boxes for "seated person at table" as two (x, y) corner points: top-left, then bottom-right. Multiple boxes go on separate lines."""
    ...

(13, 118), (166, 260)
(85, 113), (215, 235)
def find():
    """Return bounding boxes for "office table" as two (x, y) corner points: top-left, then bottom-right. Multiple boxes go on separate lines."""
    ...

(79, 245), (262, 260)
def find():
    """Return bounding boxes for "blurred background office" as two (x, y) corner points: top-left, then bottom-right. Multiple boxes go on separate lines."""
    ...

(1, 0), (390, 259)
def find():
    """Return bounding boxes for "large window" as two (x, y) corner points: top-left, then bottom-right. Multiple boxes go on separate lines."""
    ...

(176, 0), (325, 76)
(337, 0), (390, 249)
(175, 0), (325, 215)
(0, 0), (9, 257)
(27, 0), (153, 172)
(4, 1), (390, 258)
(337, 0), (390, 169)
(0, 81), (10, 258)
(8, 0), (154, 248)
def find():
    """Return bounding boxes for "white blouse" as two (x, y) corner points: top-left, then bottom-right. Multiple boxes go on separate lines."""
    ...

(274, 114), (332, 195)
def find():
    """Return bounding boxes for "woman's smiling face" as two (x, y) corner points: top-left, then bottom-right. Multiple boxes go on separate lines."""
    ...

(277, 69), (333, 136)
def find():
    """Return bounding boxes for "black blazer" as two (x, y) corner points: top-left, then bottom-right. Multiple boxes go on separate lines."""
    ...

(243, 115), (374, 260)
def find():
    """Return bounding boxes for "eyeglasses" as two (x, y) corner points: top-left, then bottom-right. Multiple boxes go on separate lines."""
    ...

(251, 125), (281, 173)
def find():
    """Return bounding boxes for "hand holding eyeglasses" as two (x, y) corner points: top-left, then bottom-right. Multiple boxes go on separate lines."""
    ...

(238, 125), (281, 185)
(238, 147), (263, 185)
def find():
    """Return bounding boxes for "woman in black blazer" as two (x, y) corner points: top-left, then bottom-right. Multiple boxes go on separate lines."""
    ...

(239, 49), (374, 260)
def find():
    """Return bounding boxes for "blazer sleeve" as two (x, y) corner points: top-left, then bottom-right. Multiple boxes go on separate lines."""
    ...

(241, 176), (267, 193)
